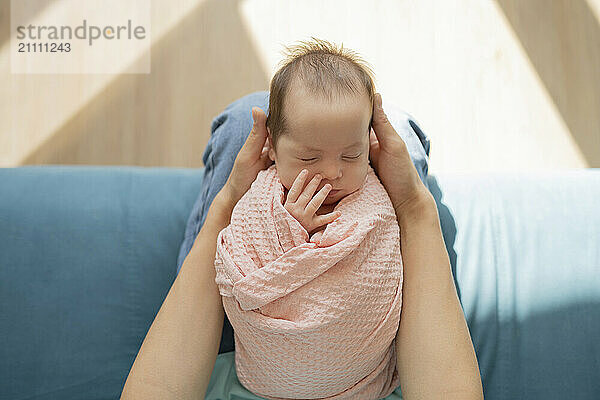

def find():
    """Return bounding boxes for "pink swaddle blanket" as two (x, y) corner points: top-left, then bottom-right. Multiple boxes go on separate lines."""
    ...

(214, 164), (403, 399)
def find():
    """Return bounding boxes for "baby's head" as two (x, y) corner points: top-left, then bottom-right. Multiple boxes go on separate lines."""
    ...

(266, 37), (376, 205)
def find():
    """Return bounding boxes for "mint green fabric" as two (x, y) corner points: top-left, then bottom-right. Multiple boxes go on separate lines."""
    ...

(206, 352), (403, 399)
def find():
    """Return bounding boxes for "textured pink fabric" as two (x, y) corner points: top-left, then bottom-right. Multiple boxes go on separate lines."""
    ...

(214, 164), (403, 399)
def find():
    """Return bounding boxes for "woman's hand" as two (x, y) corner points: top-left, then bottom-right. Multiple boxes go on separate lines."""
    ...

(219, 107), (274, 208)
(283, 169), (342, 234)
(369, 93), (434, 220)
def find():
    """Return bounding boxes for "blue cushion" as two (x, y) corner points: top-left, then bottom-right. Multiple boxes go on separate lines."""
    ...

(2, 165), (598, 399)
(430, 170), (600, 399)
(0, 165), (202, 399)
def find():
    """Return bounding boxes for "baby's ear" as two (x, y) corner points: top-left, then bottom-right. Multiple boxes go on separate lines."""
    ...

(267, 135), (276, 162)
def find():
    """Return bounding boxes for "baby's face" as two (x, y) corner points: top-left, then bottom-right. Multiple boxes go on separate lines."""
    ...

(267, 88), (372, 205)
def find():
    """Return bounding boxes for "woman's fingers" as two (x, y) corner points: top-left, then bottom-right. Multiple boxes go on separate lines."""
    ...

(251, 107), (274, 169)
(369, 127), (380, 166)
(251, 107), (267, 134)
(260, 141), (273, 169)
(220, 106), (273, 208)
(370, 93), (396, 149)
(369, 127), (378, 147)
(246, 107), (269, 157)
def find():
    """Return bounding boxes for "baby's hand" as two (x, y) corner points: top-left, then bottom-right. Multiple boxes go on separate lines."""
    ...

(283, 169), (341, 234)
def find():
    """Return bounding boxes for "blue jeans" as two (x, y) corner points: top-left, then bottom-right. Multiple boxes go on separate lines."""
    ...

(176, 90), (431, 353)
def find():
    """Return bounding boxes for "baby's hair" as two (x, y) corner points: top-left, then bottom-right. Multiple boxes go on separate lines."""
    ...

(266, 37), (377, 151)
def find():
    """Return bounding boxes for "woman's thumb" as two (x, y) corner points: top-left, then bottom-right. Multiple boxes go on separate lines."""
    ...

(251, 107), (268, 139)
(369, 128), (379, 165)
(371, 93), (393, 147)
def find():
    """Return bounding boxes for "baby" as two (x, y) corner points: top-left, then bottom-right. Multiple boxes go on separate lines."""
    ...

(265, 38), (375, 236)
(214, 38), (402, 399)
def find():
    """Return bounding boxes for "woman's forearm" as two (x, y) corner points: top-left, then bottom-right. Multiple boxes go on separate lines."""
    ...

(395, 193), (484, 400)
(121, 192), (234, 400)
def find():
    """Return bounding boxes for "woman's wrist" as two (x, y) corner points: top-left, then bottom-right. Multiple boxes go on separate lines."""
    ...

(394, 188), (437, 227)
(191, 190), (235, 252)
(209, 190), (236, 223)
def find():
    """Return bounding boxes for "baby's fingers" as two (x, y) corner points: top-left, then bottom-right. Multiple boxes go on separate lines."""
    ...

(286, 169), (309, 204)
(315, 211), (342, 228)
(306, 182), (332, 213)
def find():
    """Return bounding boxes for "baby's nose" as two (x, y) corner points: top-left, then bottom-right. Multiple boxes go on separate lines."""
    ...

(322, 167), (342, 180)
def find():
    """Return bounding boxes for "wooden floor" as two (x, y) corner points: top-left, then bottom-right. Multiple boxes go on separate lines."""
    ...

(1, 0), (598, 171)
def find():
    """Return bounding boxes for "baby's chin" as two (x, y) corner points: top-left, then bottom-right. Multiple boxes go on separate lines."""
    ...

(323, 190), (352, 205)
(322, 194), (341, 204)
(322, 198), (338, 206)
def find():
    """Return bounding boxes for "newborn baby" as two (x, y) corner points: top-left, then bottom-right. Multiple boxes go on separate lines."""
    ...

(214, 38), (402, 400)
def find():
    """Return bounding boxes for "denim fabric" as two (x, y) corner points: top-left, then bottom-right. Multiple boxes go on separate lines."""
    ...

(176, 90), (431, 353)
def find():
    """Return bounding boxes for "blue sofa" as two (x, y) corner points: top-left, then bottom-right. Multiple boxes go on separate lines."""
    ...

(1, 165), (599, 399)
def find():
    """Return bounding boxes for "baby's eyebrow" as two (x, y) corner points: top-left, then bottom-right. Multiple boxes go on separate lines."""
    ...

(300, 141), (362, 151)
